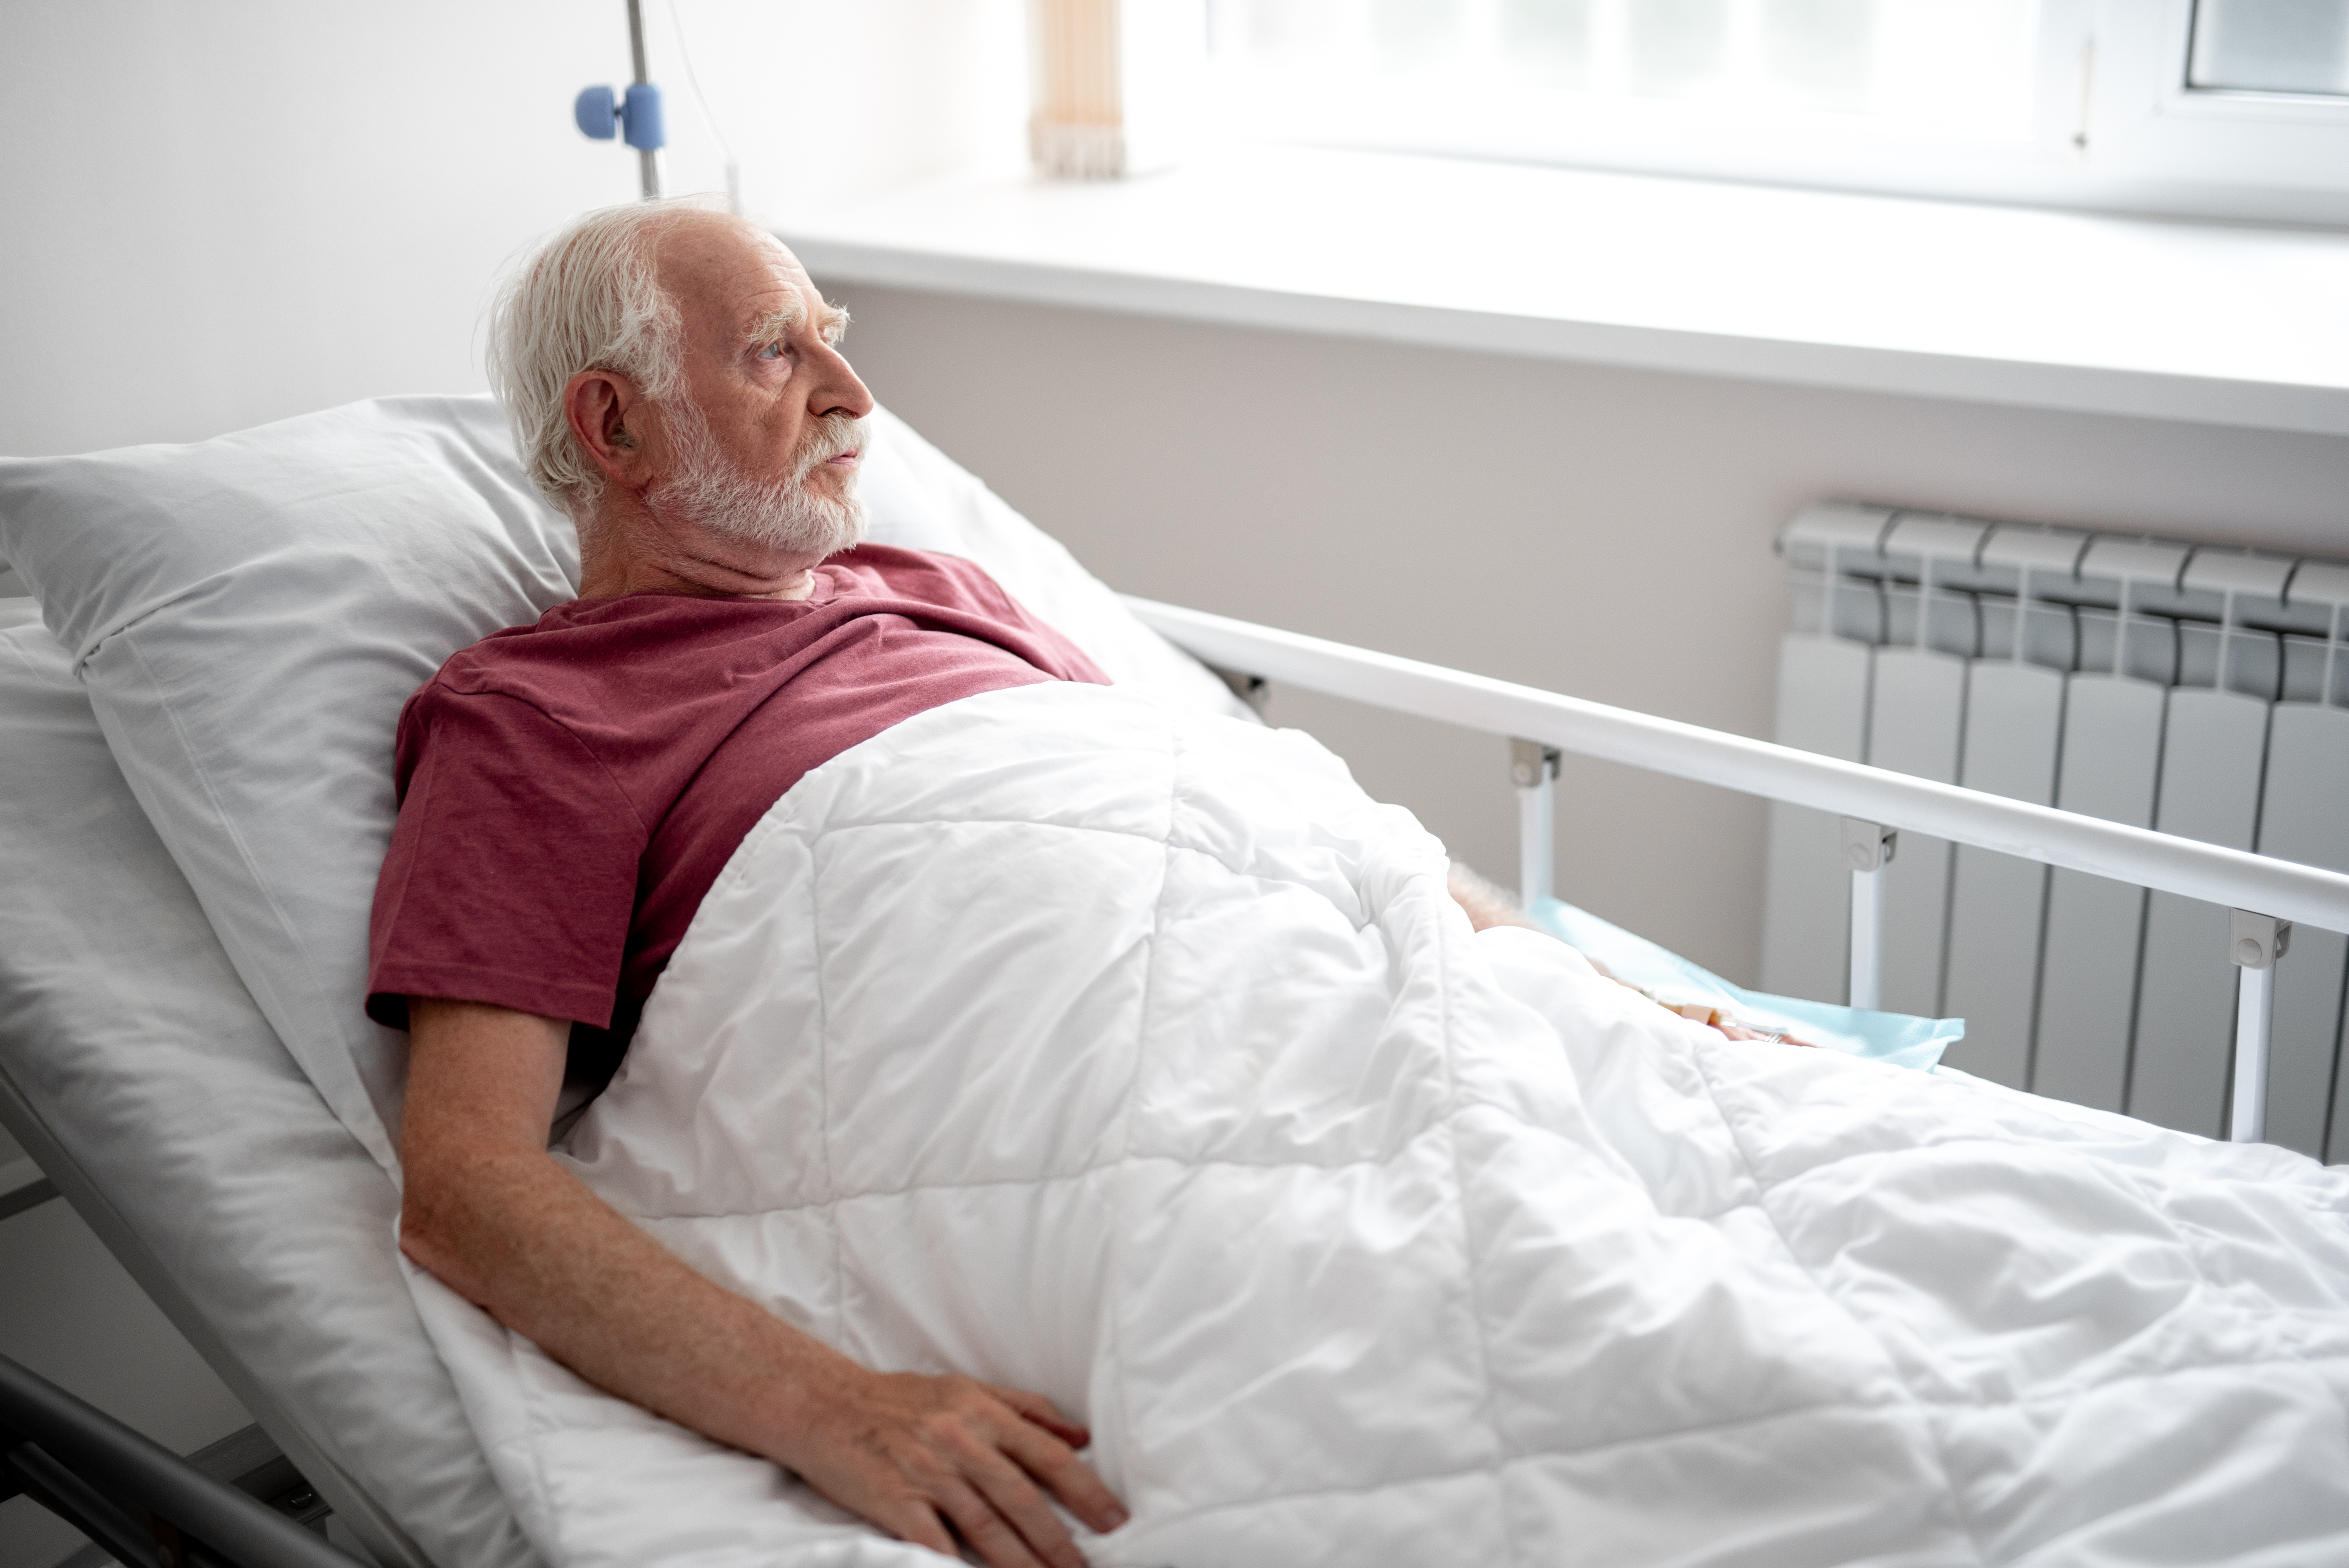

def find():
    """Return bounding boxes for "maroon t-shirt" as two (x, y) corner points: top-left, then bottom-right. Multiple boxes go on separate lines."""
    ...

(365, 545), (1108, 1076)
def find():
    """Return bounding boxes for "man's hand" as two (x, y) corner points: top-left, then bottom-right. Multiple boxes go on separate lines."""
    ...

(399, 999), (1126, 1567)
(1713, 1020), (1819, 1049)
(1656, 997), (1819, 1050)
(788, 1368), (1126, 1568)
(1444, 864), (1820, 1052)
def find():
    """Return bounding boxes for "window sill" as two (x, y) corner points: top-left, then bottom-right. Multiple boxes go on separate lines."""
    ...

(782, 145), (2349, 438)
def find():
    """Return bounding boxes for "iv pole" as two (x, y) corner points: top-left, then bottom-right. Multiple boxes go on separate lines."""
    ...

(573, 2), (667, 200)
(625, 0), (663, 200)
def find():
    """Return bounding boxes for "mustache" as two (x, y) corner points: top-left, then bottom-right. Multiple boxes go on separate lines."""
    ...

(790, 413), (866, 484)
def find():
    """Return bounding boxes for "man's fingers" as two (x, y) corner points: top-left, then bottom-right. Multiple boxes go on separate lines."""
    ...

(960, 1441), (1090, 1568)
(930, 1473), (1055, 1568)
(998, 1412), (1128, 1535)
(984, 1383), (1091, 1447)
(1716, 1020), (1823, 1050)
(871, 1497), (960, 1560)
(784, 1372), (1123, 1564)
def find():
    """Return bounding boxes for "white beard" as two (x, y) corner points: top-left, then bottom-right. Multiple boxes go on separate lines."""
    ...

(651, 402), (869, 559)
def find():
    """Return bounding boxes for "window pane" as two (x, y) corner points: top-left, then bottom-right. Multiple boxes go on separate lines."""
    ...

(1235, 0), (1340, 69)
(2191, 0), (2349, 96)
(1209, 0), (2042, 138)
(1763, 0), (1878, 112)
(1500, 0), (1595, 86)
(1371, 0), (1465, 70)
(1625, 0), (1731, 98)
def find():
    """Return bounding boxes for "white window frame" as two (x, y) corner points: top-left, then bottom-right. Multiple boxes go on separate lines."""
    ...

(1207, 0), (2349, 225)
(2082, 0), (2349, 221)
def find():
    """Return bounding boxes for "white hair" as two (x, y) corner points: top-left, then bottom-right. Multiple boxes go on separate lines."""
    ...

(486, 197), (722, 514)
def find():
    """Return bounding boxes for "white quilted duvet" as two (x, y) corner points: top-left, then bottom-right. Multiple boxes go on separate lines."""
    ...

(407, 680), (2349, 1568)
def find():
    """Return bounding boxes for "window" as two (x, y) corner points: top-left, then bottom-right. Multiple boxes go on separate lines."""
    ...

(1206, 0), (2349, 223)
(2193, 0), (2349, 94)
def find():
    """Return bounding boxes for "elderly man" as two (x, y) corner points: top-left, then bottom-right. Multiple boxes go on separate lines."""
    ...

(373, 202), (1131, 1568)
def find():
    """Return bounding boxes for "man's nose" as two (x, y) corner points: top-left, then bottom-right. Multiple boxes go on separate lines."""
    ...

(814, 349), (876, 423)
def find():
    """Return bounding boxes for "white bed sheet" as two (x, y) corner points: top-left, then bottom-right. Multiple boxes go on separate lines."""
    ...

(0, 598), (539, 1568)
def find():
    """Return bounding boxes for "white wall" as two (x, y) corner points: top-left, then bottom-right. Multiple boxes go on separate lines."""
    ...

(1, 0), (1024, 457)
(816, 283), (2349, 982)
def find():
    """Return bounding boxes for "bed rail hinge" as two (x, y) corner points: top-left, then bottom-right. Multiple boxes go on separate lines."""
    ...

(1207, 664), (1271, 715)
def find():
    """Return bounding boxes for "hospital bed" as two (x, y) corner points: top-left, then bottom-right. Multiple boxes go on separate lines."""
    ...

(2, 395), (2346, 1568)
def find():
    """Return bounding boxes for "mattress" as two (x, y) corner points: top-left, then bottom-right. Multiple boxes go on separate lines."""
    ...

(0, 598), (541, 1568)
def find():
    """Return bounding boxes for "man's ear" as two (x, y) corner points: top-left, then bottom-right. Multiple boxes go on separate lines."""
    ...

(562, 370), (654, 488)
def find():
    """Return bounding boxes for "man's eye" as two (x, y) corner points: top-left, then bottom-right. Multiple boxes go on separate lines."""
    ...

(756, 342), (785, 361)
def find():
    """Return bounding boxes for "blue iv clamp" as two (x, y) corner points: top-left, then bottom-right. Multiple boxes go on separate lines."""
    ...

(576, 0), (666, 199)
(574, 82), (666, 153)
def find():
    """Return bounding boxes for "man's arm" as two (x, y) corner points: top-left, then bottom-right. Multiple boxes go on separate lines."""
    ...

(398, 999), (1127, 1568)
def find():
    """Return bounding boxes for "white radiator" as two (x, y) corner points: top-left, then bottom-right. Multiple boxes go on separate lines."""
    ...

(1761, 504), (2349, 1157)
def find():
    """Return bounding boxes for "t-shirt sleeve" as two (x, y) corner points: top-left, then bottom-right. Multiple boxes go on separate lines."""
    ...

(366, 687), (648, 1031)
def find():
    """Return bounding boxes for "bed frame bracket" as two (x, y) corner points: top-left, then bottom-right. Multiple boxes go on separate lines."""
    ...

(1841, 819), (1897, 1010)
(2228, 910), (2292, 1145)
(1510, 740), (1561, 907)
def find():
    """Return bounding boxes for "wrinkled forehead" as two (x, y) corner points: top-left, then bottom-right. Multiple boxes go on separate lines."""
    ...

(659, 216), (842, 342)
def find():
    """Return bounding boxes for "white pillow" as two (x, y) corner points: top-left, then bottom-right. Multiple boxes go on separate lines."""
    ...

(854, 413), (1249, 712)
(0, 394), (1241, 1172)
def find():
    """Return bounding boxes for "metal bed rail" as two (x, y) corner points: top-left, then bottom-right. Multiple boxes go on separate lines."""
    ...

(1124, 595), (2349, 1145)
(1, 1352), (361, 1568)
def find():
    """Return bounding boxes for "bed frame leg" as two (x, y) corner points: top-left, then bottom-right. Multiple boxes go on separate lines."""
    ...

(1842, 818), (1896, 1011)
(1510, 740), (1560, 909)
(4, 1439), (160, 1568)
(2228, 910), (2290, 1143)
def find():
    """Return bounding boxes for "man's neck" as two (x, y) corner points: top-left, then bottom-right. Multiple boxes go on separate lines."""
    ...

(575, 501), (827, 601)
